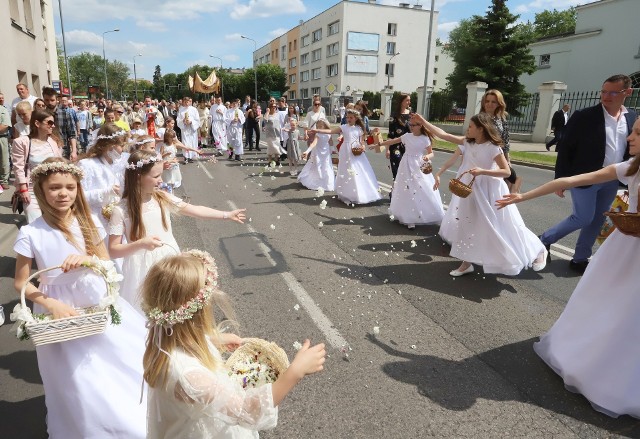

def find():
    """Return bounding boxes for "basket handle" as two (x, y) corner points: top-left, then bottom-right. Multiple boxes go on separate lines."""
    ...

(458, 170), (476, 187)
(161, 241), (181, 255)
(20, 264), (109, 315)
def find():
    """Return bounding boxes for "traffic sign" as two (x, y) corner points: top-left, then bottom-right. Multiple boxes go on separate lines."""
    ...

(269, 91), (282, 98)
(326, 83), (337, 94)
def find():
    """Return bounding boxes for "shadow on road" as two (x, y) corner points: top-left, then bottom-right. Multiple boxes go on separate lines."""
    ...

(0, 348), (42, 384)
(0, 396), (47, 438)
(366, 334), (640, 438)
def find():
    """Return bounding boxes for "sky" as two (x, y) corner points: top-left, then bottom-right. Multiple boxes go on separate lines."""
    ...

(53, 0), (584, 81)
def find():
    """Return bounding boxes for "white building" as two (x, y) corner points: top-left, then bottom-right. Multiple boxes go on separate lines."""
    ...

(1, 0), (59, 101)
(252, 0), (437, 103)
(522, 0), (640, 92)
(432, 45), (454, 92)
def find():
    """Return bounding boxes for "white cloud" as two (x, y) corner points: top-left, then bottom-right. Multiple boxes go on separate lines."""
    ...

(269, 28), (289, 38)
(514, 0), (583, 14)
(64, 30), (104, 48)
(438, 20), (459, 41)
(224, 54), (240, 62)
(230, 0), (305, 19)
(225, 33), (244, 41)
(135, 19), (167, 32)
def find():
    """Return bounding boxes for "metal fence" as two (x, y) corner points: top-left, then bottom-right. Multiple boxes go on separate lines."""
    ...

(504, 93), (539, 134)
(427, 92), (465, 124)
(559, 89), (640, 113)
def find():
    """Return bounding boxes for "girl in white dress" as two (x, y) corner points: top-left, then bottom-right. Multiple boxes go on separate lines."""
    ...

(496, 118), (640, 419)
(77, 123), (129, 230)
(416, 113), (546, 276)
(142, 252), (326, 439)
(262, 101), (282, 164)
(284, 118), (302, 175)
(312, 109), (381, 205)
(108, 150), (246, 315)
(377, 120), (445, 228)
(298, 119), (335, 191)
(12, 158), (147, 439)
(160, 129), (201, 189)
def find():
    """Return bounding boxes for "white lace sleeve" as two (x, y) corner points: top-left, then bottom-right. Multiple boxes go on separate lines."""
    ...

(78, 159), (115, 212)
(176, 365), (278, 431)
(108, 205), (125, 236)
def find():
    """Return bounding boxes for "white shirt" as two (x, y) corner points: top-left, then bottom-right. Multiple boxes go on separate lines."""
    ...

(11, 95), (38, 111)
(602, 104), (629, 167)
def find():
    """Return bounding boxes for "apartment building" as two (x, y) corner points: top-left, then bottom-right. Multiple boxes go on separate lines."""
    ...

(1, 0), (59, 100)
(253, 0), (437, 102)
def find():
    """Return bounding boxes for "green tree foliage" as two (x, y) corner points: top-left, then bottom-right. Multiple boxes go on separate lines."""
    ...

(152, 65), (162, 97)
(55, 49), (130, 98)
(530, 7), (577, 39)
(445, 0), (535, 108)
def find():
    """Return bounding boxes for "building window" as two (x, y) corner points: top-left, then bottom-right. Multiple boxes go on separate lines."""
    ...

(300, 70), (310, 82)
(312, 49), (322, 62)
(385, 63), (395, 77)
(312, 28), (322, 43)
(327, 63), (338, 77)
(275, 49), (278, 59)
(433, 80), (437, 86)
(388, 23), (397, 36)
(312, 68), (321, 80)
(311, 87), (321, 96)
(265, 54), (270, 63)
(301, 53), (309, 65)
(435, 55), (439, 62)
(327, 42), (339, 57)
(259, 56), (264, 64)
(328, 21), (339, 36)
(386, 42), (396, 55)
(289, 74), (296, 84)
(294, 39), (297, 50)
(289, 42), (292, 52)
(539, 54), (551, 67)
(434, 67), (438, 73)
(23, 0), (34, 31)
(289, 90), (296, 99)
(281, 45), (286, 61)
(301, 88), (309, 99)
(301, 35), (310, 47)
(289, 57), (297, 68)
(10, 0), (20, 22)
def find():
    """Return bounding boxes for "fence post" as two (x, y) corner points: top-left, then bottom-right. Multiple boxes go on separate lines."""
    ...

(382, 87), (394, 122)
(532, 81), (567, 143)
(416, 86), (424, 116)
(463, 82), (487, 132)
(352, 90), (364, 104)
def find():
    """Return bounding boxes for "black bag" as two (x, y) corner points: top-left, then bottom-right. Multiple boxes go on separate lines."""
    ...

(11, 139), (31, 215)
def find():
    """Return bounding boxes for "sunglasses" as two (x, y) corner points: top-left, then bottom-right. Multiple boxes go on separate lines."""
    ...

(117, 111), (124, 114)
(313, 102), (320, 106)
(44, 120), (55, 126)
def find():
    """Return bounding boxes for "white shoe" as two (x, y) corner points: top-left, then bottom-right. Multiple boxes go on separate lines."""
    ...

(450, 264), (474, 277)
(532, 248), (548, 272)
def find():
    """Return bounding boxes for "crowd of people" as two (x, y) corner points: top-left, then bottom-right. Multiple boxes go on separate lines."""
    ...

(1, 72), (639, 437)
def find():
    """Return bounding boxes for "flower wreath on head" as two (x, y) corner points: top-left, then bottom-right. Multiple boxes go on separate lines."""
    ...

(97, 129), (128, 140)
(145, 249), (219, 328)
(134, 137), (156, 147)
(126, 155), (162, 170)
(30, 161), (84, 183)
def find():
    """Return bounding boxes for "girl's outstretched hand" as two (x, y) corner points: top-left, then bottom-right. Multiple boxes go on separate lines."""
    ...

(410, 112), (427, 125)
(60, 254), (94, 272)
(495, 193), (522, 210)
(290, 339), (326, 378)
(433, 174), (441, 190)
(227, 209), (247, 224)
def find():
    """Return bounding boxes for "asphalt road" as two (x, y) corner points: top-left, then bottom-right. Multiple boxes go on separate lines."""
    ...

(1, 144), (638, 438)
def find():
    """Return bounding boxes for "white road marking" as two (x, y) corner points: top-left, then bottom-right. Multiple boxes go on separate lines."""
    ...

(227, 200), (349, 349)
(197, 160), (214, 179)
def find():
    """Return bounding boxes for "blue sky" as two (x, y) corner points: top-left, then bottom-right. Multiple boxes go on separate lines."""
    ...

(53, 0), (583, 81)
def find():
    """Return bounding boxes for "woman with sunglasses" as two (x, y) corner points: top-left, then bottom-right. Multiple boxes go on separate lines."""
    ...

(11, 110), (63, 223)
(303, 96), (326, 144)
(263, 99), (283, 164)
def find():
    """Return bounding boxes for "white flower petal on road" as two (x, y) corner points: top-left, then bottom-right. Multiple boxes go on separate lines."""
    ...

(373, 326), (380, 335)
(389, 214), (395, 221)
(276, 215), (281, 219)
(270, 224), (276, 230)
(269, 161), (276, 168)
(318, 221), (324, 228)
(410, 345), (417, 350)
(271, 176), (276, 180)
(319, 200), (327, 209)
(293, 304), (300, 311)
(292, 341), (302, 351)
(410, 240), (417, 248)
(316, 187), (325, 197)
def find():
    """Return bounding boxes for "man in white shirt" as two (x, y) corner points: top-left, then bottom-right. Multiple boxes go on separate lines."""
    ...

(11, 83), (38, 125)
(177, 97), (200, 163)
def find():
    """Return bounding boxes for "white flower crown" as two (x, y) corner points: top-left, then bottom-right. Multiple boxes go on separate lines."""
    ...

(30, 162), (84, 182)
(145, 250), (219, 328)
(126, 155), (162, 170)
(97, 130), (127, 140)
(134, 137), (156, 147)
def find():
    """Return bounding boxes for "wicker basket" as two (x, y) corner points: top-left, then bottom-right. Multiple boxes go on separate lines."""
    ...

(226, 338), (290, 388)
(604, 211), (640, 236)
(351, 146), (364, 156)
(449, 171), (475, 198)
(19, 265), (115, 346)
(331, 156), (339, 165)
(421, 161), (433, 174)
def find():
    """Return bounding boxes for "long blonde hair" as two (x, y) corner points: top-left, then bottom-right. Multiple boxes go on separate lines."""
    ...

(142, 254), (237, 388)
(32, 157), (108, 259)
(82, 123), (126, 159)
(122, 150), (170, 241)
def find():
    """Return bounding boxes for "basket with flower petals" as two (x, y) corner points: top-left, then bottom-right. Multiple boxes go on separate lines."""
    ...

(604, 211), (640, 236)
(448, 170), (475, 198)
(226, 338), (290, 388)
(420, 161), (433, 174)
(351, 141), (365, 156)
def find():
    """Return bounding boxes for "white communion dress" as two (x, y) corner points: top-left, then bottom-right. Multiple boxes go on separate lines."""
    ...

(13, 215), (147, 439)
(439, 141), (544, 275)
(297, 133), (335, 191)
(147, 342), (278, 438)
(78, 155), (128, 230)
(389, 133), (445, 226)
(335, 124), (381, 205)
(161, 142), (182, 187)
(534, 158), (640, 418)
(108, 194), (185, 315)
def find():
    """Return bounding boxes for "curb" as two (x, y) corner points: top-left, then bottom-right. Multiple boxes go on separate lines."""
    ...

(432, 146), (555, 171)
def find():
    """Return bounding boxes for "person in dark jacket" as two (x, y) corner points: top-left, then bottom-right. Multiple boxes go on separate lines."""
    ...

(546, 104), (571, 151)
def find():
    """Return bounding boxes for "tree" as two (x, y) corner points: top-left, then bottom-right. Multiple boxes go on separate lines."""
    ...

(152, 65), (162, 97)
(242, 64), (288, 102)
(67, 52), (106, 95)
(445, 0), (535, 108)
(532, 7), (576, 39)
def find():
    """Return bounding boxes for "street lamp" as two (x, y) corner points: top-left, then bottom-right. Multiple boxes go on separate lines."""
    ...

(241, 35), (258, 102)
(133, 53), (142, 102)
(209, 55), (224, 101)
(387, 52), (400, 89)
(102, 28), (119, 99)
(57, 0), (73, 97)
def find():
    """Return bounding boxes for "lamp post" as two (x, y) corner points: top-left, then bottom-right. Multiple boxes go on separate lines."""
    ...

(421, 0), (436, 115)
(57, 0), (73, 97)
(102, 28), (119, 100)
(209, 55), (224, 101)
(133, 53), (142, 102)
(241, 35), (258, 102)
(387, 52), (400, 89)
